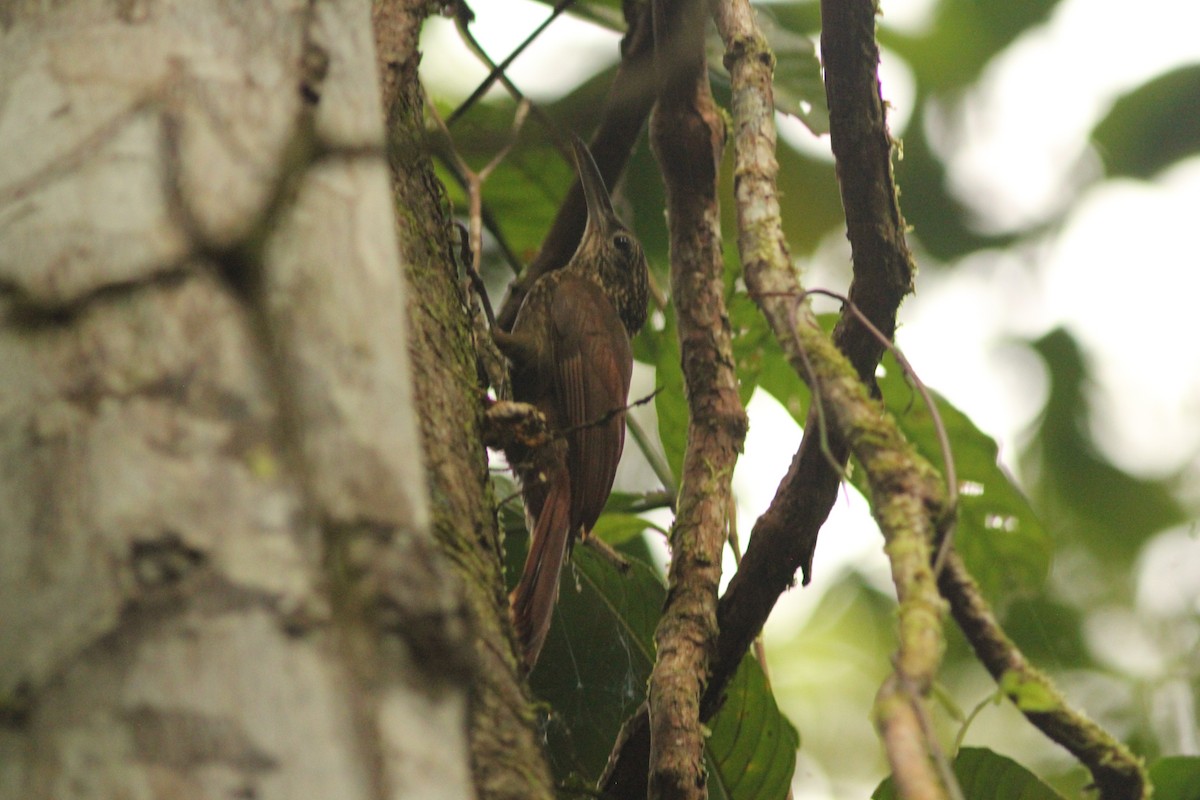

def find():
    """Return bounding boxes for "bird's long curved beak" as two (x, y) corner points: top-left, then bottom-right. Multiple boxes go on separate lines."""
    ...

(571, 136), (619, 237)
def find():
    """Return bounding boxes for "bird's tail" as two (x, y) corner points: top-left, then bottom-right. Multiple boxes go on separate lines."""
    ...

(510, 473), (573, 672)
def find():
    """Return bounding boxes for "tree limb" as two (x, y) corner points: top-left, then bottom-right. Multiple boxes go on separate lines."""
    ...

(644, 0), (747, 797)
(602, 0), (931, 791)
(713, 0), (952, 796)
(939, 553), (1149, 799)
(707, 0), (918, 706)
(373, 2), (556, 798)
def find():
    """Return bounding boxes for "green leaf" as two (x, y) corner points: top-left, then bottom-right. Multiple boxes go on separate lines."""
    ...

(729, 292), (778, 408)
(753, 312), (836, 426)
(708, 656), (801, 800)
(759, 7), (827, 136)
(591, 512), (665, 546)
(1093, 66), (1200, 179)
(998, 670), (1058, 713)
(741, 307), (1050, 605)
(873, 747), (1064, 800)
(875, 351), (1051, 606)
(1149, 756), (1200, 800)
(522, 540), (662, 784)
(883, 0), (1063, 93)
(512, 524), (799, 794)
(1024, 329), (1185, 567)
(634, 308), (687, 482)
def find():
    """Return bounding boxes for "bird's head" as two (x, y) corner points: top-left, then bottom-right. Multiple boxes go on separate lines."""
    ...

(570, 137), (649, 337)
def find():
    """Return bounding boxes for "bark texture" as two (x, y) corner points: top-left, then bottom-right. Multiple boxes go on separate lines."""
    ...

(372, 3), (557, 798)
(0, 2), (473, 798)
(645, 0), (746, 797)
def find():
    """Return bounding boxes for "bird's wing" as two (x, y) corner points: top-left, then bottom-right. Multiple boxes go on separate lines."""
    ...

(551, 277), (633, 534)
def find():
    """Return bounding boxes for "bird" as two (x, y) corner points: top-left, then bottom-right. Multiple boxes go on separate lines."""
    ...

(493, 137), (649, 671)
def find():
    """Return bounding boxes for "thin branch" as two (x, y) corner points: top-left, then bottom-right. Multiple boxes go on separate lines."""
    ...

(558, 388), (661, 437)
(483, 390), (661, 454)
(452, 11), (570, 161)
(938, 553), (1149, 799)
(426, 92), (530, 283)
(627, 414), (678, 499)
(803, 286), (960, 559)
(447, 0), (577, 127)
(714, 1), (952, 798)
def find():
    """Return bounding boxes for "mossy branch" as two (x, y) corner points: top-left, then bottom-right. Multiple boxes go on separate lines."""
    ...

(713, 0), (952, 795)
(939, 553), (1149, 799)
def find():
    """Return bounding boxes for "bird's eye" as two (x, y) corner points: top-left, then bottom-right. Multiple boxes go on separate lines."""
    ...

(612, 233), (635, 257)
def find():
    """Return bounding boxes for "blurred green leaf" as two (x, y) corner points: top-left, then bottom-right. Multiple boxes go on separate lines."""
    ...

(998, 670), (1058, 713)
(729, 292), (778, 407)
(894, 119), (1017, 260)
(771, 145), (845, 255)
(876, 352), (1051, 606)
(519, 539), (661, 784)
(1149, 756), (1200, 800)
(633, 309), (688, 481)
(770, 0), (1062, 93)
(736, 304), (1051, 605)
(1023, 329), (1185, 572)
(874, 747), (1064, 800)
(753, 312), (837, 425)
(1093, 65), (1200, 179)
(996, 595), (1087, 667)
(592, 512), (665, 545)
(708, 656), (801, 800)
(770, 30), (829, 136)
(750, 314), (1050, 605)
(883, 0), (1062, 92)
(512, 526), (799, 793)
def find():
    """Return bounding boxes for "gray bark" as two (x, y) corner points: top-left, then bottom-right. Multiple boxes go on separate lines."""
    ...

(0, 2), (473, 798)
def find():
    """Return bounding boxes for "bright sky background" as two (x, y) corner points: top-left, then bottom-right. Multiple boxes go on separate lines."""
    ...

(422, 0), (1200, 790)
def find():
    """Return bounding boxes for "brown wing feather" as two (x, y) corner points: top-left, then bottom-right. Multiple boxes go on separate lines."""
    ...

(551, 277), (633, 534)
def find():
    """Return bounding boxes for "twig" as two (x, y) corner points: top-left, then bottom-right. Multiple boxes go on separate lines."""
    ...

(626, 413), (678, 500)
(447, 0), (578, 127)
(557, 388), (662, 437)
(762, 285), (961, 563)
(426, 93), (531, 331)
(938, 552), (1149, 799)
(451, 11), (570, 161)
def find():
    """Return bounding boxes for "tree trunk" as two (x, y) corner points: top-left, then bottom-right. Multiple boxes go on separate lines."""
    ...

(0, 2), (480, 798)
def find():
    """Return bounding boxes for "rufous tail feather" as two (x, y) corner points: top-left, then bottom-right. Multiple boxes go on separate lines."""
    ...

(509, 474), (573, 671)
